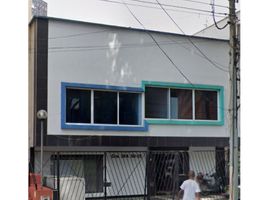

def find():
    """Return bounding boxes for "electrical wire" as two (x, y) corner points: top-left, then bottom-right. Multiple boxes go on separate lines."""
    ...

(29, 39), (226, 53)
(28, 29), (110, 43)
(47, 39), (220, 50)
(98, 0), (228, 16)
(167, 36), (228, 68)
(49, 29), (109, 39)
(128, 0), (229, 9)
(155, 0), (229, 72)
(120, 0), (194, 85)
(211, 0), (229, 30)
(176, 0), (229, 9)
(29, 39), (227, 73)
(29, 1), (229, 71)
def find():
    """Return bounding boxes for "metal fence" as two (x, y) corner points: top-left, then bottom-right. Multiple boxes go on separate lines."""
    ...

(30, 150), (229, 200)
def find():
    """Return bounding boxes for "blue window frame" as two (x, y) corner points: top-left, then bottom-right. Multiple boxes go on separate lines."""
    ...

(61, 82), (148, 131)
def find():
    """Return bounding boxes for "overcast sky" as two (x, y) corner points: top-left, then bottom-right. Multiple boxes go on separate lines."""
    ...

(44, 0), (240, 35)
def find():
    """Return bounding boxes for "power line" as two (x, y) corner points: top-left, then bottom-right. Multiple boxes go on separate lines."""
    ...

(211, 0), (229, 30)
(29, 30), (227, 69)
(136, 0), (228, 15)
(176, 0), (229, 8)
(167, 36), (228, 68)
(98, 0), (228, 16)
(29, 39), (225, 52)
(46, 40), (223, 50)
(49, 29), (108, 39)
(120, 0), (194, 85)
(28, 29), (109, 42)
(28, 38), (229, 70)
(155, 0), (229, 72)
(30, 33), (227, 70)
(128, 0), (229, 9)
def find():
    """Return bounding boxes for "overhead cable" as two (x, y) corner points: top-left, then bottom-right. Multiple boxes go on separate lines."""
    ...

(177, 0), (228, 8)
(120, 0), (194, 85)
(155, 0), (229, 72)
(128, 0), (228, 9)
(98, 0), (228, 16)
(211, 0), (229, 30)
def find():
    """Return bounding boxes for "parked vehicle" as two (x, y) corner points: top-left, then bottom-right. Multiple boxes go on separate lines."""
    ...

(196, 172), (224, 195)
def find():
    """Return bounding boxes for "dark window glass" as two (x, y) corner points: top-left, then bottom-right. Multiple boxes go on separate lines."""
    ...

(66, 88), (91, 123)
(195, 90), (218, 120)
(119, 93), (140, 125)
(94, 91), (117, 124)
(170, 89), (192, 119)
(145, 87), (168, 118)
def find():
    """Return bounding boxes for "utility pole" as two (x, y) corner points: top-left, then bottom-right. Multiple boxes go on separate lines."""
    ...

(229, 0), (239, 199)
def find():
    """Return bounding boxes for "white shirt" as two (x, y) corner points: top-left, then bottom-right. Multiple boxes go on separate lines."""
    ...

(180, 179), (201, 200)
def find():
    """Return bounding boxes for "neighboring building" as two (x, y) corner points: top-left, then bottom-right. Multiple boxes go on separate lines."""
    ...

(29, 0), (47, 21)
(194, 11), (240, 40)
(29, 16), (230, 199)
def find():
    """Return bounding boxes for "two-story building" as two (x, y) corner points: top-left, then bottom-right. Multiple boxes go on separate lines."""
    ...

(29, 16), (230, 199)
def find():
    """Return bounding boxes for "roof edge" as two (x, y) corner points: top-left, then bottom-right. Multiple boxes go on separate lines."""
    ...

(30, 16), (229, 42)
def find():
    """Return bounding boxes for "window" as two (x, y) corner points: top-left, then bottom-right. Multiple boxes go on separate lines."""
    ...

(195, 90), (217, 120)
(145, 87), (168, 118)
(63, 84), (144, 129)
(170, 89), (192, 119)
(51, 155), (103, 193)
(119, 93), (141, 125)
(94, 91), (117, 124)
(66, 88), (91, 123)
(145, 86), (219, 121)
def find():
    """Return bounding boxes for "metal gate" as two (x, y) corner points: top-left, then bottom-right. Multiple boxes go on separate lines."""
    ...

(31, 150), (229, 200)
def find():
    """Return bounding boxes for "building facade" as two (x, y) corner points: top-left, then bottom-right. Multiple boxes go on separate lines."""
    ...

(29, 17), (230, 199)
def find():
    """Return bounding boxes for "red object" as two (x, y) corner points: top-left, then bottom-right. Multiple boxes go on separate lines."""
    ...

(29, 173), (41, 185)
(29, 173), (53, 200)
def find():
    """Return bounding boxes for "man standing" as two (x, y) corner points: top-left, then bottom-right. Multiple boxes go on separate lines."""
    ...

(177, 170), (201, 200)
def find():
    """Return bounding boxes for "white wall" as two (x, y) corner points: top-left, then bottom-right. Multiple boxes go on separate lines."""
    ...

(47, 19), (230, 137)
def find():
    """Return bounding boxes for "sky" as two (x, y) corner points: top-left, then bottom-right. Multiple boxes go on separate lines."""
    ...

(44, 0), (240, 35)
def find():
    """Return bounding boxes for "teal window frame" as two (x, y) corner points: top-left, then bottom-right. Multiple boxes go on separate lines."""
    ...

(142, 81), (224, 126)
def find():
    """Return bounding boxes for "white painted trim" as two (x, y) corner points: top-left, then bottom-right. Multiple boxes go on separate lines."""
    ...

(192, 90), (195, 120)
(168, 88), (171, 119)
(117, 92), (119, 125)
(141, 93), (145, 126)
(91, 90), (94, 124)
(217, 91), (220, 121)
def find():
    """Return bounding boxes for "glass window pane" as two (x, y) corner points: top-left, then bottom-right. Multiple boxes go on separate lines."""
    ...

(66, 88), (91, 123)
(170, 89), (192, 119)
(195, 90), (218, 120)
(145, 87), (168, 118)
(94, 91), (117, 124)
(119, 93), (141, 125)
